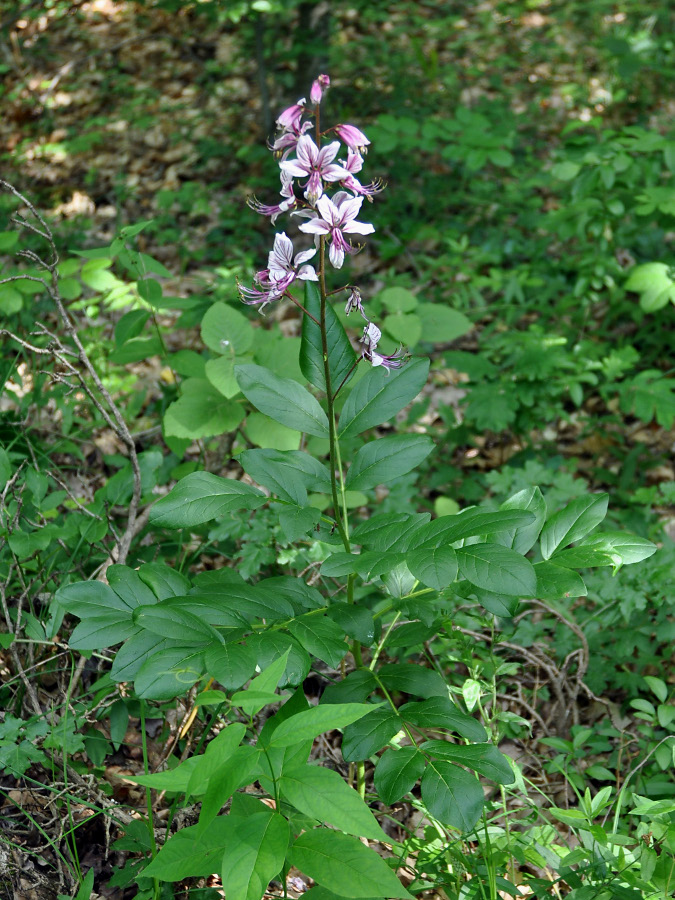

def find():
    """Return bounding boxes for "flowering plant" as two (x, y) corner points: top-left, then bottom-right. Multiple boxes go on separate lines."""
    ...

(240, 75), (405, 371)
(47, 77), (656, 900)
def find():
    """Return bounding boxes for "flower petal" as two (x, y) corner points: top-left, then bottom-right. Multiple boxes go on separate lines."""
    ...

(294, 247), (317, 266)
(343, 220), (375, 235)
(298, 219), (330, 235)
(279, 160), (309, 178)
(328, 242), (344, 268)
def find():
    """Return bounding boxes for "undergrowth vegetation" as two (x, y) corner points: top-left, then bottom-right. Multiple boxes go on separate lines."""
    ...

(1, 2), (674, 899)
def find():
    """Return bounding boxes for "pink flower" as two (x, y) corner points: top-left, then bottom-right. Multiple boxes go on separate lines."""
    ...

(340, 149), (385, 199)
(238, 232), (317, 310)
(277, 100), (306, 131)
(310, 74), (330, 105)
(335, 124), (371, 154)
(271, 119), (313, 159)
(360, 322), (407, 371)
(267, 232), (317, 284)
(248, 174), (297, 223)
(280, 135), (350, 206)
(298, 192), (374, 269)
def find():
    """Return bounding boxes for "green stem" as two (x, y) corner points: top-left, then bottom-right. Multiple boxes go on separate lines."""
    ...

(318, 235), (350, 553)
(369, 610), (402, 670)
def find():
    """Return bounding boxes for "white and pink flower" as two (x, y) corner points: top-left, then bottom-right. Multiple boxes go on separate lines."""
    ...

(280, 135), (350, 206)
(298, 192), (374, 268)
(239, 232), (317, 310)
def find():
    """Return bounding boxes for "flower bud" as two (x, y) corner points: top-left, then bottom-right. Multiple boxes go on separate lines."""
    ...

(335, 123), (370, 153)
(310, 74), (330, 105)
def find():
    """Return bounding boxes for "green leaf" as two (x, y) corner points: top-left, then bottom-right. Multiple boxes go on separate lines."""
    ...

(399, 697), (487, 741)
(138, 563), (191, 600)
(345, 434), (433, 490)
(326, 604), (375, 645)
(406, 509), (535, 550)
(198, 745), (258, 831)
(300, 281), (356, 392)
(374, 746), (426, 804)
(164, 378), (245, 439)
(321, 551), (405, 580)
(204, 642), (257, 690)
(240, 449), (331, 504)
(201, 302), (253, 355)
(107, 563), (163, 609)
(416, 303), (473, 343)
(278, 505), (321, 541)
(56, 580), (136, 618)
(378, 663), (449, 698)
(354, 512), (431, 552)
(220, 812), (290, 900)
(323, 669), (377, 705)
(338, 358), (429, 439)
(0, 285), (23, 313)
(205, 355), (240, 398)
(379, 287), (418, 313)
(625, 262), (675, 312)
(551, 161), (581, 181)
(421, 741), (514, 784)
(134, 646), (205, 699)
(421, 760), (484, 831)
(68, 616), (140, 651)
(290, 830), (413, 899)
(384, 312), (422, 347)
(115, 309), (149, 346)
(137, 277), (162, 306)
(381, 561), (417, 598)
(110, 632), (178, 683)
(142, 817), (231, 881)
(457, 543), (537, 597)
(149, 472), (265, 528)
(341, 708), (401, 762)
(248, 633), (311, 688)
(496, 487), (546, 554)
(407, 546), (458, 590)
(240, 449), (308, 505)
(287, 614), (349, 668)
(133, 605), (221, 643)
(280, 763), (387, 840)
(245, 413), (301, 450)
(549, 547), (617, 569)
(574, 532), (656, 567)
(540, 494), (609, 560)
(80, 258), (120, 292)
(534, 562), (587, 600)
(236, 363), (329, 437)
(55, 278), (82, 300)
(270, 703), (378, 748)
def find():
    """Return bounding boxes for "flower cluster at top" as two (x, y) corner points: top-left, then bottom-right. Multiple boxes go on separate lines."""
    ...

(238, 75), (406, 371)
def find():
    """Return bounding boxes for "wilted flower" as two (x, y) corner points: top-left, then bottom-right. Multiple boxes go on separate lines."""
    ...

(360, 321), (407, 370)
(298, 192), (374, 268)
(345, 287), (366, 318)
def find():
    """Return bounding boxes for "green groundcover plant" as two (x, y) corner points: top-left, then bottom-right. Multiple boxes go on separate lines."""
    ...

(17, 76), (661, 899)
